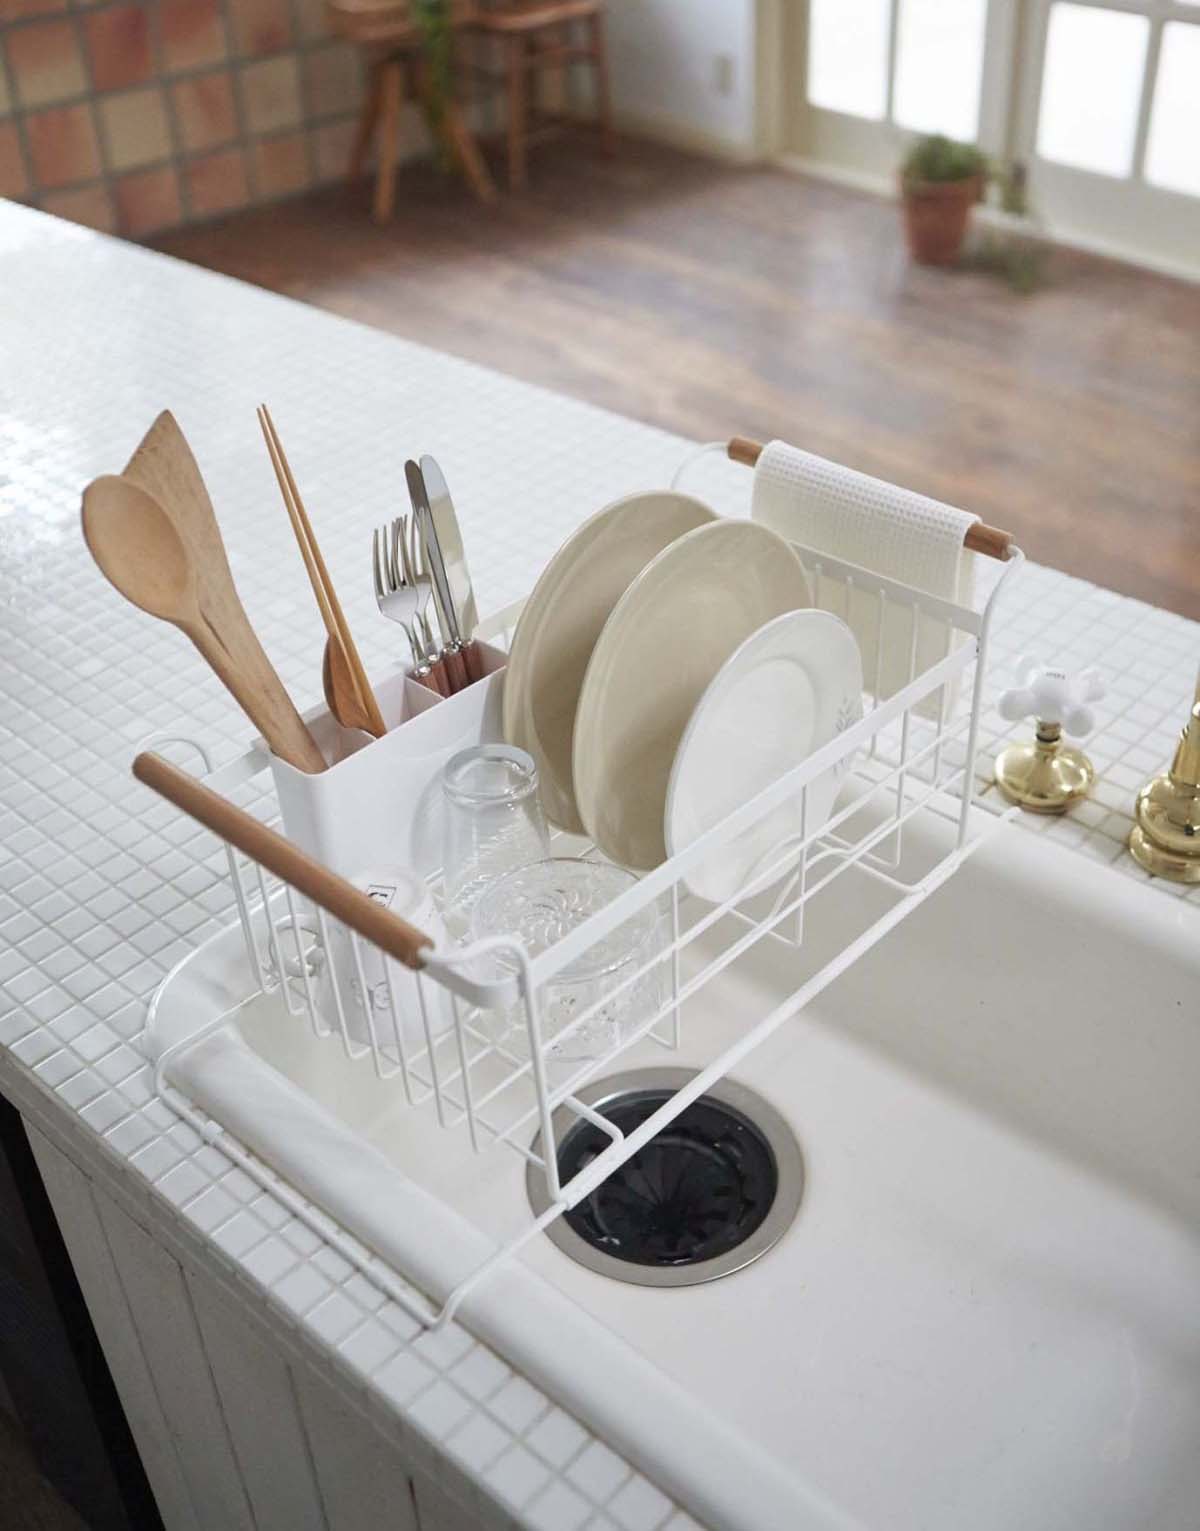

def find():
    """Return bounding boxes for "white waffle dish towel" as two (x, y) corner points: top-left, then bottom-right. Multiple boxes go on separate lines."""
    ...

(751, 441), (979, 714)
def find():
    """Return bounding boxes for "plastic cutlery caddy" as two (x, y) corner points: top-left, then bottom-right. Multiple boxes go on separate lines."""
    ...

(269, 640), (510, 880)
(142, 523), (1024, 1331)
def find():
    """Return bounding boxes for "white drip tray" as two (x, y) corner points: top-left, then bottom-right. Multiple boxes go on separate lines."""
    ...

(147, 815), (1200, 1531)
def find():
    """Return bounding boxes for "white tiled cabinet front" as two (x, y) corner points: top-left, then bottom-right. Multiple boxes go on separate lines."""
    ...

(27, 1125), (498, 1531)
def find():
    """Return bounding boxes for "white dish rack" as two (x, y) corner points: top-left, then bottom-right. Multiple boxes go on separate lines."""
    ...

(142, 524), (1023, 1331)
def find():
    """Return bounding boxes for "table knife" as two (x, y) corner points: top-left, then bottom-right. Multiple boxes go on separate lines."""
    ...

(405, 459), (469, 693)
(419, 454), (480, 682)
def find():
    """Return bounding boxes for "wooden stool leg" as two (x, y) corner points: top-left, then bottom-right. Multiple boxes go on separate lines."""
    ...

(506, 35), (528, 191)
(373, 58), (403, 223)
(441, 102), (499, 204)
(564, 21), (578, 117)
(349, 60), (384, 182)
(409, 49), (497, 206)
(589, 11), (616, 156)
(487, 35), (503, 137)
(532, 25), (559, 122)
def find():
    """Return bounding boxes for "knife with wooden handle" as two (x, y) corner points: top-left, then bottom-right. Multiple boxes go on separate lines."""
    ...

(405, 459), (468, 693)
(419, 454), (481, 684)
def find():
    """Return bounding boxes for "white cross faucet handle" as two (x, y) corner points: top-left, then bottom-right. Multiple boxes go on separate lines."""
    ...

(998, 657), (1105, 738)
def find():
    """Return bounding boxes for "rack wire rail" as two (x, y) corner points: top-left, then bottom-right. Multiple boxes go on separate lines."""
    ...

(141, 536), (1024, 1330)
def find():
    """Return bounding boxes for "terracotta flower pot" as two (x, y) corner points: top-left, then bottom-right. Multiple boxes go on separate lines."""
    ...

(900, 174), (982, 266)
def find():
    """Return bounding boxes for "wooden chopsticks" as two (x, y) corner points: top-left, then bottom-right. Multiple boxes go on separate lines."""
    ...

(258, 405), (387, 738)
(726, 437), (1015, 561)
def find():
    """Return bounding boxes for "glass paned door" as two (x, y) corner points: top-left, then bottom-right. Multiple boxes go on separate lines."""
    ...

(1145, 20), (1200, 196)
(791, 0), (1014, 185)
(1015, 0), (1200, 270)
(789, 0), (1200, 273)
(892, 0), (989, 141)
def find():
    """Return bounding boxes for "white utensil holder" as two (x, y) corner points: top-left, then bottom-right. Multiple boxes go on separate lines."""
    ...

(269, 641), (509, 882)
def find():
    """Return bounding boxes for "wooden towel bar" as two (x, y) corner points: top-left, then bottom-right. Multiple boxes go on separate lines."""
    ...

(727, 437), (1014, 561)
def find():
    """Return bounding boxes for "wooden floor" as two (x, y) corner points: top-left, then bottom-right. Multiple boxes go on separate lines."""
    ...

(157, 139), (1200, 619)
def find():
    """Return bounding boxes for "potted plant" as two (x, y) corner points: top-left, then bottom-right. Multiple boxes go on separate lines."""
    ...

(899, 135), (989, 266)
(414, 0), (451, 124)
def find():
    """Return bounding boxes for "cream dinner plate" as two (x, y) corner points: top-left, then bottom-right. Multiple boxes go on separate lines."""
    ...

(503, 491), (717, 833)
(665, 610), (863, 904)
(573, 519), (812, 871)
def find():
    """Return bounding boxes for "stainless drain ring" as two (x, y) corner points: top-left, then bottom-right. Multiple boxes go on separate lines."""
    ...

(527, 1067), (805, 1288)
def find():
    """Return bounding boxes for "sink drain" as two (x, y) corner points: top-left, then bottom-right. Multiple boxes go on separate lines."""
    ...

(527, 1068), (803, 1287)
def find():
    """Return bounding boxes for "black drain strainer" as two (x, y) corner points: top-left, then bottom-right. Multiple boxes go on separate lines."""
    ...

(560, 1089), (776, 1267)
(528, 1069), (804, 1288)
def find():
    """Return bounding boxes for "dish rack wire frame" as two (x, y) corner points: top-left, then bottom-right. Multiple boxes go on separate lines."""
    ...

(144, 537), (1024, 1333)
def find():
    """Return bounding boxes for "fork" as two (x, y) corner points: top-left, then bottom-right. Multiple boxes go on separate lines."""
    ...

(398, 518), (451, 693)
(372, 516), (447, 695)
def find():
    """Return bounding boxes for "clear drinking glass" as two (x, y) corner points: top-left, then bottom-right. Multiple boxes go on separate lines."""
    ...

(470, 857), (666, 1066)
(441, 744), (550, 936)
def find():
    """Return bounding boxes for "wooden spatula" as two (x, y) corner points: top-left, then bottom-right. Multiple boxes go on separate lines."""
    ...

(124, 412), (309, 705)
(81, 475), (326, 773)
(121, 409), (326, 770)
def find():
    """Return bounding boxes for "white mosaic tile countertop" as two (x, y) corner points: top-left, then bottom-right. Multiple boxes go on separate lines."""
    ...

(1, 200), (1198, 1531)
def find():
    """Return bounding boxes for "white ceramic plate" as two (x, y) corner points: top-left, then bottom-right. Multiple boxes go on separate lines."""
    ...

(573, 519), (812, 870)
(665, 610), (863, 903)
(502, 491), (717, 833)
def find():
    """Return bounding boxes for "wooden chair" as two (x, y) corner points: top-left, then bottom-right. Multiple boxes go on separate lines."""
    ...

(327, 0), (496, 221)
(469, 1), (615, 190)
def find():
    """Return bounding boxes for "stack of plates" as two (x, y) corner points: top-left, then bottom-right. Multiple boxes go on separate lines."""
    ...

(503, 491), (716, 834)
(504, 491), (863, 902)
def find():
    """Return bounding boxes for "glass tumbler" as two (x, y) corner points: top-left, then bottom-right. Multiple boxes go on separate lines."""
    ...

(441, 744), (550, 936)
(470, 857), (666, 1066)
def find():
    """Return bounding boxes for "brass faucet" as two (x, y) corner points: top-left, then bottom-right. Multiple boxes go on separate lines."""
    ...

(1129, 691), (1200, 883)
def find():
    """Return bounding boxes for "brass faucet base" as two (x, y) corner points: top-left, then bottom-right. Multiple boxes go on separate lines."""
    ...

(995, 734), (1093, 814)
(1129, 822), (1200, 883)
(1128, 702), (1200, 882)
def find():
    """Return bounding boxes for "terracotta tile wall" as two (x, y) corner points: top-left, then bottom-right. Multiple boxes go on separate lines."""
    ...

(0, 0), (364, 237)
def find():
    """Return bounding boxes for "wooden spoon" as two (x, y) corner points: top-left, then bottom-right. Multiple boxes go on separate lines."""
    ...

(321, 635), (383, 735)
(82, 475), (325, 773)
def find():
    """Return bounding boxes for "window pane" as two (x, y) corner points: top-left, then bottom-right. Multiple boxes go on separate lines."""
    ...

(894, 0), (986, 140)
(1145, 23), (1200, 197)
(807, 0), (889, 120)
(1036, 4), (1149, 177)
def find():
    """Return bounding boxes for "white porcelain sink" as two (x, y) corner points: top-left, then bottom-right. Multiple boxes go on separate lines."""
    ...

(149, 816), (1200, 1531)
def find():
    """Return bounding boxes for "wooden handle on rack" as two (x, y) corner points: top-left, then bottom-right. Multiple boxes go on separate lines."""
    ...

(726, 437), (1015, 561)
(133, 752), (433, 970)
(727, 435), (763, 468)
